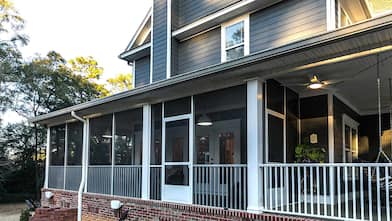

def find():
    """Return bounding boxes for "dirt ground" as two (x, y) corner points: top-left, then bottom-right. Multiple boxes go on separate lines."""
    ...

(0, 203), (26, 221)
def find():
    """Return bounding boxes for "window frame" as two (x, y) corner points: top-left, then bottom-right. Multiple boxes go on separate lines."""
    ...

(221, 14), (250, 62)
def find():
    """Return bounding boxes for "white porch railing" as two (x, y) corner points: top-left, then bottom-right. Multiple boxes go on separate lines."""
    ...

(87, 165), (142, 197)
(150, 165), (162, 200)
(48, 165), (64, 189)
(260, 163), (392, 221)
(113, 165), (142, 198)
(65, 165), (82, 191)
(193, 164), (247, 210)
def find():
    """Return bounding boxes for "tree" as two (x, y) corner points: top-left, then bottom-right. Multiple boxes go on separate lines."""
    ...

(107, 73), (133, 94)
(4, 51), (108, 200)
(0, 0), (27, 112)
(13, 51), (107, 116)
(0, 123), (44, 198)
(68, 56), (109, 97)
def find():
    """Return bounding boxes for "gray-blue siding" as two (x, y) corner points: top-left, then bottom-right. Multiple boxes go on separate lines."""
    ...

(174, 0), (241, 29)
(175, 28), (221, 75)
(152, 0), (167, 82)
(250, 0), (327, 53)
(135, 56), (150, 87)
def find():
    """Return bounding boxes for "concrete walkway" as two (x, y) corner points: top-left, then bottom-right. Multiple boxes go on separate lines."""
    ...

(0, 203), (26, 221)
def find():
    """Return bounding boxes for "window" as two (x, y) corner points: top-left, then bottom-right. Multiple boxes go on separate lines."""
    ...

(67, 122), (83, 165)
(339, 6), (352, 28)
(194, 85), (247, 164)
(221, 15), (249, 62)
(150, 103), (162, 165)
(50, 125), (66, 165)
(89, 114), (113, 165)
(164, 97), (191, 118)
(114, 108), (143, 165)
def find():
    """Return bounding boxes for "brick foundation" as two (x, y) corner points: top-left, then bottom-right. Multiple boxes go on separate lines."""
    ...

(41, 188), (319, 221)
(30, 207), (77, 221)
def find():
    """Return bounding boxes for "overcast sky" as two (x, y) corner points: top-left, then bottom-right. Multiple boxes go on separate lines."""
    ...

(1, 0), (151, 125)
(13, 0), (151, 81)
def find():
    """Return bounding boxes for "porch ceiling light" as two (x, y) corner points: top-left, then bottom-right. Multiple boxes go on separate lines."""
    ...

(308, 82), (323, 89)
(307, 75), (324, 90)
(197, 114), (213, 126)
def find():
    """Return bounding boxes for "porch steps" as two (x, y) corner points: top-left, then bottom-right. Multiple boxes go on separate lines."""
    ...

(30, 207), (77, 221)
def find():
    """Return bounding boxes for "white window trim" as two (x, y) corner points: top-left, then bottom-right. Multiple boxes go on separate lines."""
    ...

(221, 14), (250, 63)
(326, 0), (336, 31)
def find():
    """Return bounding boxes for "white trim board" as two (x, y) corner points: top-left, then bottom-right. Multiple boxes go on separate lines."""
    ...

(119, 43), (151, 59)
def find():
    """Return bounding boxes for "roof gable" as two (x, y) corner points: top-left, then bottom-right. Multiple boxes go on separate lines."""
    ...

(124, 8), (152, 52)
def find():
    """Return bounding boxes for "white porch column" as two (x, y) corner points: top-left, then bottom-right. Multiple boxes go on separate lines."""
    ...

(44, 127), (50, 188)
(247, 79), (264, 212)
(142, 104), (152, 199)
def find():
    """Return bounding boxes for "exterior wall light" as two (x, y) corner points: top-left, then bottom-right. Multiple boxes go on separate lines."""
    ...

(45, 191), (54, 199)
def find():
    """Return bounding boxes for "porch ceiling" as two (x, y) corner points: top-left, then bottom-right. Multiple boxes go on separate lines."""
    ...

(275, 50), (392, 115)
(31, 13), (392, 126)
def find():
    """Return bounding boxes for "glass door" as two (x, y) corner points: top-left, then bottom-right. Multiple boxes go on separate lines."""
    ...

(162, 98), (193, 203)
(342, 114), (359, 163)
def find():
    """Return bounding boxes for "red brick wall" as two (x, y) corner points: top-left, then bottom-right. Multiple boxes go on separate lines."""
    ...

(41, 188), (319, 221)
(31, 207), (77, 221)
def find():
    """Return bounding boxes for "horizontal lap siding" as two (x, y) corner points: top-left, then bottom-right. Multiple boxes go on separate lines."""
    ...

(152, 0), (167, 82)
(250, 0), (327, 53)
(175, 0), (242, 29)
(176, 28), (221, 75)
(135, 56), (150, 87)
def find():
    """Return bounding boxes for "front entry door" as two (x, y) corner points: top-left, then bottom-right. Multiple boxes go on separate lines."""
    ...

(162, 116), (193, 203)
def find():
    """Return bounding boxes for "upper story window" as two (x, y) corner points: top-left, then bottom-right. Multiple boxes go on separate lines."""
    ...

(338, 5), (352, 28)
(221, 15), (249, 62)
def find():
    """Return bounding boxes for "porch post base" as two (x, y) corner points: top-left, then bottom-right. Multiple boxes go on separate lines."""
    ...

(247, 207), (264, 214)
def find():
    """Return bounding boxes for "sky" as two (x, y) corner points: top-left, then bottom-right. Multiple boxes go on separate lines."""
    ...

(13, 0), (151, 81)
(1, 0), (151, 125)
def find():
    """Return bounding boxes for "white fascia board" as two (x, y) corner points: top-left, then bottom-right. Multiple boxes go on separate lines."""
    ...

(119, 43), (151, 59)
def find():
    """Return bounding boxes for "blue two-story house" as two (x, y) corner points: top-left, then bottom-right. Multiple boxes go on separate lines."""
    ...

(32, 0), (392, 220)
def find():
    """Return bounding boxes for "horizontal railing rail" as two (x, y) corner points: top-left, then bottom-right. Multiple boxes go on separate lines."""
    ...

(193, 164), (247, 210)
(260, 163), (392, 221)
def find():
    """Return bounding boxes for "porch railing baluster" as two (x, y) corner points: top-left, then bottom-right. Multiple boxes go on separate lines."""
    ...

(386, 166), (390, 221)
(258, 163), (391, 221)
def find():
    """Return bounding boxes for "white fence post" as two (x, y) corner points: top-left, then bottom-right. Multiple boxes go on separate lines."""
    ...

(142, 104), (152, 199)
(247, 79), (264, 212)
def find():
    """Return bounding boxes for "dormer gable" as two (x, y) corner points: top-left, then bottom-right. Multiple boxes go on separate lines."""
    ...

(124, 8), (152, 52)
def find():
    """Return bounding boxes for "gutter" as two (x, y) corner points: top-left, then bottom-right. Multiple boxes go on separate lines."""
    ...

(71, 111), (87, 221)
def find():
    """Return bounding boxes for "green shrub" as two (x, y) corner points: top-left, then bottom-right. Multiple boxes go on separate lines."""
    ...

(295, 143), (326, 163)
(19, 208), (30, 221)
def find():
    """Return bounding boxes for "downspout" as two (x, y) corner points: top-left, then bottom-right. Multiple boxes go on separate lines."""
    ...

(71, 111), (87, 221)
